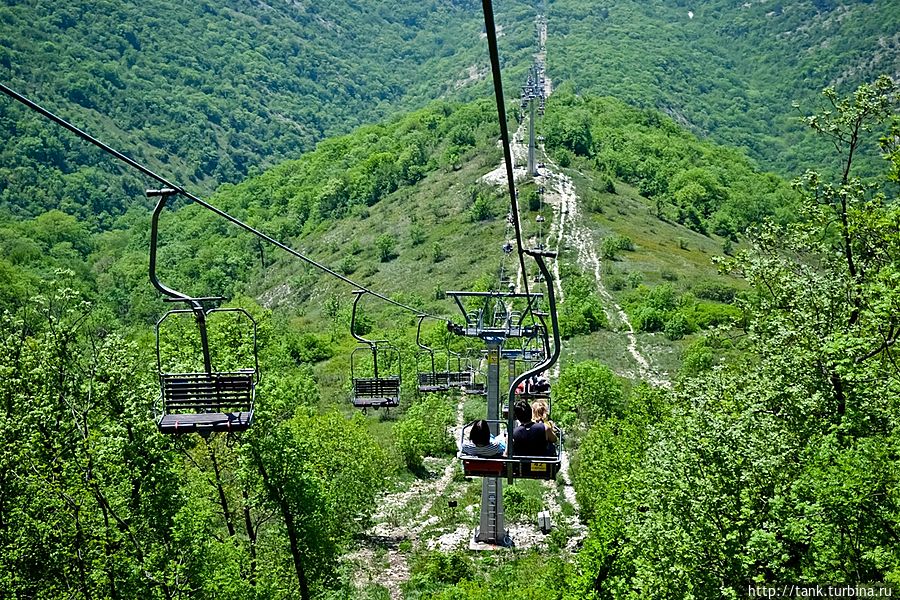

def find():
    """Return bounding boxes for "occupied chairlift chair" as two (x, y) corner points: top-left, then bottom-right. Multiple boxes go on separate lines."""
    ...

(349, 290), (401, 410)
(453, 251), (564, 481)
(149, 189), (259, 435)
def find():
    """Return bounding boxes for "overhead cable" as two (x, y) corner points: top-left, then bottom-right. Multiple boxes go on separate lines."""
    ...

(0, 82), (448, 323)
(480, 0), (532, 303)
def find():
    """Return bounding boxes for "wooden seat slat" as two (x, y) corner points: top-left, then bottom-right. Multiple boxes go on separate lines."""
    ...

(158, 411), (252, 434)
(164, 402), (251, 410)
(165, 381), (252, 390)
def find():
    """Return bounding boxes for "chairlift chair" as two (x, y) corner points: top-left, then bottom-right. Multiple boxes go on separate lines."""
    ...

(416, 315), (451, 394)
(156, 308), (259, 434)
(148, 189), (258, 435)
(460, 351), (487, 395)
(446, 348), (474, 390)
(457, 420), (561, 481)
(349, 291), (401, 409)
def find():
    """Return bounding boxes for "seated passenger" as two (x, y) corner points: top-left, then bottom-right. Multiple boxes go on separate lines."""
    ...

(531, 399), (559, 454)
(462, 419), (506, 457)
(512, 400), (557, 457)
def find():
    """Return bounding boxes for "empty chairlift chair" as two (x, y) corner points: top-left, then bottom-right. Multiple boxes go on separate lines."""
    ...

(147, 188), (258, 435)
(415, 315), (451, 394)
(460, 350), (487, 396)
(156, 307), (259, 434)
(349, 291), (401, 409)
(446, 349), (474, 390)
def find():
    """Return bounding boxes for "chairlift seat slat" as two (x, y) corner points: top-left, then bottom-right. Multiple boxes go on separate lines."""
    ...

(158, 411), (253, 434)
(159, 372), (255, 431)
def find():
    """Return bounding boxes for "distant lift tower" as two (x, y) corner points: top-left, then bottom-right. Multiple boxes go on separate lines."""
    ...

(528, 94), (537, 177)
(522, 66), (541, 177)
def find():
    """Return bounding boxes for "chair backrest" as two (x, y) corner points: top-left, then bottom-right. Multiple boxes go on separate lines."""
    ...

(162, 370), (255, 413)
(353, 376), (401, 398)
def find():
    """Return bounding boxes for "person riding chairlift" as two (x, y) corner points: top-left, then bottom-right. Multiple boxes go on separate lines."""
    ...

(462, 419), (506, 457)
(511, 400), (556, 457)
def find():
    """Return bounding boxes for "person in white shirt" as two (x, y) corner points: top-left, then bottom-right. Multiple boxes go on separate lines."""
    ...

(462, 419), (506, 457)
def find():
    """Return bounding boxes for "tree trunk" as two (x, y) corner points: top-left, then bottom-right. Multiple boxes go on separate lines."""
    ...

(254, 451), (310, 600)
(207, 440), (236, 538)
(242, 490), (257, 587)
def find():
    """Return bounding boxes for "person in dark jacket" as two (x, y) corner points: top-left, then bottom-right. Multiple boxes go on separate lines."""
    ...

(511, 401), (557, 456)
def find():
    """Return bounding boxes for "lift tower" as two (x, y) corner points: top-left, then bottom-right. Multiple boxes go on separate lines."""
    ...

(447, 249), (559, 546)
(446, 290), (542, 545)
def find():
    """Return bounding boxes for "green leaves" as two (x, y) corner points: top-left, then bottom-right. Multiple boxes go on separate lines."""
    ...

(553, 360), (624, 429)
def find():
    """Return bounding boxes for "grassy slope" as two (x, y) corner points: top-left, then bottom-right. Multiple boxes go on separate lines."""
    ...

(230, 106), (747, 414)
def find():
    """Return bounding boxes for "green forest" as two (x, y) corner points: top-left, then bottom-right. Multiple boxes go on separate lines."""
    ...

(1, 0), (899, 598)
(548, 0), (900, 177)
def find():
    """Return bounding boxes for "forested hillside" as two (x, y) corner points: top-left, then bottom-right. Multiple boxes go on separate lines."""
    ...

(4, 72), (898, 596)
(0, 0), (538, 227)
(2, 0), (900, 597)
(0, 75), (818, 596)
(548, 0), (899, 175)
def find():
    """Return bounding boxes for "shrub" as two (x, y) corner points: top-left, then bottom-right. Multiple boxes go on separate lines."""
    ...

(681, 339), (715, 376)
(376, 234), (397, 262)
(503, 485), (543, 520)
(521, 186), (540, 211)
(470, 192), (496, 221)
(664, 313), (694, 340)
(409, 552), (473, 588)
(722, 237), (734, 256)
(660, 269), (679, 281)
(393, 395), (454, 469)
(606, 273), (627, 291)
(646, 284), (678, 311)
(601, 235), (634, 260)
(394, 418), (429, 470)
(685, 301), (742, 329)
(431, 242), (446, 263)
(410, 223), (426, 246)
(635, 306), (665, 332)
(559, 274), (608, 338)
(339, 255), (357, 274)
(554, 147), (573, 167)
(553, 360), (625, 427)
(691, 280), (737, 303)
(601, 175), (616, 194)
(285, 333), (333, 364)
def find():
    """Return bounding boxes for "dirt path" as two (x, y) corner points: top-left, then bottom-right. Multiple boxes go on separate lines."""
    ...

(349, 395), (465, 600)
(539, 158), (670, 388)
